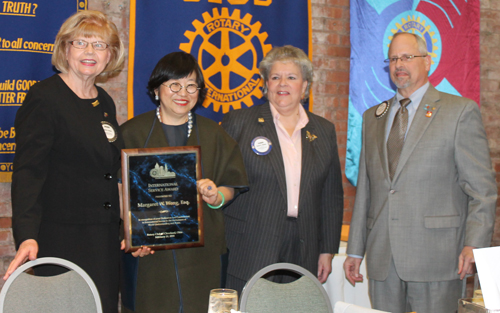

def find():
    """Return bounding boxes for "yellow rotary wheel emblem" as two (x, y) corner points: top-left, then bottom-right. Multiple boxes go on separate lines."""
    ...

(180, 8), (272, 113)
(388, 15), (438, 64)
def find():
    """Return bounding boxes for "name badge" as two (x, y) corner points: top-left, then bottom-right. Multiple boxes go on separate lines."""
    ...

(101, 121), (117, 142)
(251, 136), (272, 155)
(375, 101), (389, 118)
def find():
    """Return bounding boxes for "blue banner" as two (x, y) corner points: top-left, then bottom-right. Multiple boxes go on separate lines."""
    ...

(129, 0), (311, 122)
(0, 1), (86, 182)
(346, 0), (480, 185)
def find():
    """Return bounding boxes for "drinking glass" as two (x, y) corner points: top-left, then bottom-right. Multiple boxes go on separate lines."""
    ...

(207, 288), (238, 313)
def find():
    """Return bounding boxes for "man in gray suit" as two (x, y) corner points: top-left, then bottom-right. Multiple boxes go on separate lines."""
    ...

(344, 32), (497, 313)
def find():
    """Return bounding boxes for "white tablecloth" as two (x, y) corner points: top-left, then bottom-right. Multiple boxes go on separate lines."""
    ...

(323, 241), (372, 308)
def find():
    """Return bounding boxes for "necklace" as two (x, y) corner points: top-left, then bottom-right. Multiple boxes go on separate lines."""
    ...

(156, 106), (193, 138)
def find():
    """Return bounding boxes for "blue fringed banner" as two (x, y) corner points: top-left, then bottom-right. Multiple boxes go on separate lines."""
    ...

(0, 1), (86, 182)
(129, 0), (311, 122)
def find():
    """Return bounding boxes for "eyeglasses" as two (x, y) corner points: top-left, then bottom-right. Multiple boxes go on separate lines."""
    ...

(68, 40), (109, 51)
(162, 82), (200, 94)
(384, 55), (427, 63)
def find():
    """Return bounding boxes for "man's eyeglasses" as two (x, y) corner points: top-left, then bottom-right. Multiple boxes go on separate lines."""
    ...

(162, 82), (200, 94)
(68, 40), (109, 51)
(384, 55), (427, 64)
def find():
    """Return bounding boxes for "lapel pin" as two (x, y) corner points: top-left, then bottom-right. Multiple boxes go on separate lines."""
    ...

(258, 118), (264, 123)
(104, 112), (109, 117)
(423, 104), (436, 117)
(306, 130), (317, 142)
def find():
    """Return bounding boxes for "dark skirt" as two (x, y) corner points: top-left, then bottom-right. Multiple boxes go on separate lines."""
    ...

(121, 237), (224, 313)
(35, 220), (120, 313)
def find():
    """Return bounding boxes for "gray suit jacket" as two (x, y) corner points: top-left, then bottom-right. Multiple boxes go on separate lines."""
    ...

(347, 85), (497, 282)
(222, 102), (344, 281)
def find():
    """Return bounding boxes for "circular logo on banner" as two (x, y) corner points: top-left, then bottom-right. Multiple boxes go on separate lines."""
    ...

(180, 8), (273, 113)
(383, 12), (441, 76)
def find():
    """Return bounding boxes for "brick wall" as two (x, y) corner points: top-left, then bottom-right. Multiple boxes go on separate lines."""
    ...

(311, 0), (355, 221)
(1, 0), (499, 288)
(480, 0), (500, 247)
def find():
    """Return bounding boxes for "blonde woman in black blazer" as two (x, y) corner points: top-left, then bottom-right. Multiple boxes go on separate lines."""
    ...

(4, 11), (125, 313)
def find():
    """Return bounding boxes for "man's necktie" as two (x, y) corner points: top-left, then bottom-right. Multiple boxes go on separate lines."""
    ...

(387, 98), (411, 180)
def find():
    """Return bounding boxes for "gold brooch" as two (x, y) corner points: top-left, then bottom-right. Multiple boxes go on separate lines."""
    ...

(92, 100), (100, 107)
(306, 130), (317, 142)
(258, 118), (264, 123)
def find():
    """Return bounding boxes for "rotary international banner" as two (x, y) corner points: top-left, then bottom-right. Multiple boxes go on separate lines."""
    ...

(129, 0), (311, 122)
(0, 1), (87, 182)
(346, 0), (480, 185)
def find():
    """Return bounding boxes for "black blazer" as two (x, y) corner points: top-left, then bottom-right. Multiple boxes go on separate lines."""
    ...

(221, 102), (344, 280)
(11, 75), (123, 247)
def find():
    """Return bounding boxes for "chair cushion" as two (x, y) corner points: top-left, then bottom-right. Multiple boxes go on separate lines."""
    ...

(245, 276), (330, 313)
(3, 271), (98, 313)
